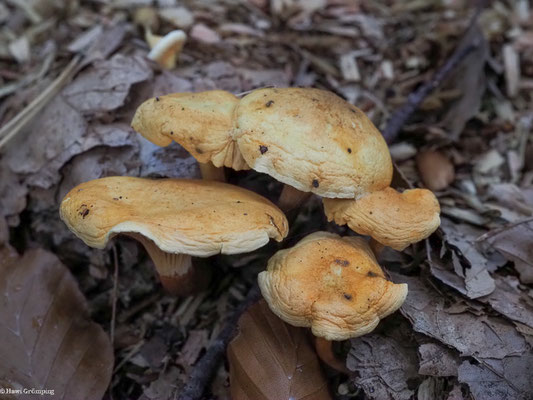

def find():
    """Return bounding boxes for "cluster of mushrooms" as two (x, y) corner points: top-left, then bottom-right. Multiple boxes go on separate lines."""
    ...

(60, 87), (440, 371)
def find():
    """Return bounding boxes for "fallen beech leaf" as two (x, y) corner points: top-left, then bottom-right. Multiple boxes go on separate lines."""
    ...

(477, 218), (533, 284)
(416, 150), (455, 191)
(0, 231), (113, 398)
(227, 300), (331, 400)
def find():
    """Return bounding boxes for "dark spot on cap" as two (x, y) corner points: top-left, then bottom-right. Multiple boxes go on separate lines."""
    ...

(181, 107), (185, 111)
(369, 211), (373, 215)
(243, 213), (248, 216)
(349, 108), (356, 114)
(334, 259), (350, 267)
(312, 179), (319, 188)
(367, 271), (379, 277)
(311, 98), (319, 102)
(259, 145), (268, 154)
(170, 131), (174, 135)
(266, 100), (274, 107)
(343, 293), (352, 300)
(119, 196), (123, 199)
(347, 148), (352, 153)
(195, 147), (204, 154)
(236, 200), (242, 203)
(155, 97), (160, 101)
(113, 197), (119, 201)
(81, 209), (90, 218)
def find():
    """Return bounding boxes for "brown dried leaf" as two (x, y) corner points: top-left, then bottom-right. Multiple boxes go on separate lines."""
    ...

(416, 150), (455, 191)
(227, 300), (331, 400)
(417, 343), (460, 377)
(458, 358), (533, 400)
(481, 275), (533, 329)
(439, 25), (488, 140)
(347, 330), (419, 400)
(0, 241), (113, 397)
(62, 54), (152, 114)
(391, 273), (526, 360)
(477, 218), (533, 284)
(439, 218), (496, 298)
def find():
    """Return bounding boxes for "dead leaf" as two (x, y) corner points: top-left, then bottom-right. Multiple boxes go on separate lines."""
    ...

(391, 273), (527, 360)
(416, 150), (455, 191)
(418, 343), (460, 377)
(477, 218), (533, 284)
(481, 275), (533, 329)
(176, 329), (209, 371)
(458, 359), (533, 400)
(62, 54), (152, 114)
(347, 330), (419, 400)
(190, 23), (221, 44)
(440, 218), (497, 296)
(0, 240), (113, 398)
(227, 300), (331, 400)
(439, 25), (488, 140)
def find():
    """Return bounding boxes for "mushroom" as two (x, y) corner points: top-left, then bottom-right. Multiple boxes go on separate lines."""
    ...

(132, 88), (391, 208)
(323, 187), (440, 251)
(131, 87), (440, 240)
(60, 177), (288, 296)
(131, 90), (247, 182)
(145, 29), (187, 70)
(258, 231), (407, 371)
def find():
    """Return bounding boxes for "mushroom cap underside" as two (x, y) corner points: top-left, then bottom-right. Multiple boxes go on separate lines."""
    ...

(60, 176), (288, 256)
(258, 231), (407, 341)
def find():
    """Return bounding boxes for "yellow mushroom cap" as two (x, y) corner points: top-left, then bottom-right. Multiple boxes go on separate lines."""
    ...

(323, 187), (441, 251)
(234, 88), (393, 198)
(146, 29), (186, 69)
(59, 177), (288, 256)
(131, 88), (392, 196)
(131, 91), (248, 170)
(258, 231), (408, 341)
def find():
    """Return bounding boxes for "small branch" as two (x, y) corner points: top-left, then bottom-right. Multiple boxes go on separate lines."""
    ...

(177, 283), (262, 400)
(382, 0), (488, 143)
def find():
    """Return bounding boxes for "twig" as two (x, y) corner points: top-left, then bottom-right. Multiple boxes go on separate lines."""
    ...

(382, 0), (488, 143)
(0, 55), (81, 150)
(110, 245), (119, 346)
(177, 283), (262, 400)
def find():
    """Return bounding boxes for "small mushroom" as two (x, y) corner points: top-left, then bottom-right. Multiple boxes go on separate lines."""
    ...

(258, 231), (407, 370)
(323, 187), (440, 251)
(60, 177), (288, 296)
(146, 29), (187, 70)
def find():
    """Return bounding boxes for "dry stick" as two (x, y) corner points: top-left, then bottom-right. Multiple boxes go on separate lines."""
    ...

(178, 284), (262, 400)
(382, 1), (487, 144)
(110, 245), (120, 346)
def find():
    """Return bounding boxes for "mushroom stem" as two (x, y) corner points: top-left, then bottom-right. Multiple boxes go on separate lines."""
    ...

(369, 238), (385, 257)
(127, 234), (210, 296)
(278, 185), (311, 212)
(199, 162), (226, 182)
(314, 337), (350, 374)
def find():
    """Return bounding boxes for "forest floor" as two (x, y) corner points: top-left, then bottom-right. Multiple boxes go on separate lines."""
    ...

(0, 0), (532, 399)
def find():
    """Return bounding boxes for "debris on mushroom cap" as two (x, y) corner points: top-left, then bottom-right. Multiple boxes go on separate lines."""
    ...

(323, 187), (441, 251)
(146, 29), (186, 69)
(59, 176), (288, 256)
(258, 231), (408, 341)
(234, 88), (393, 198)
(131, 87), (392, 195)
(131, 91), (249, 170)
